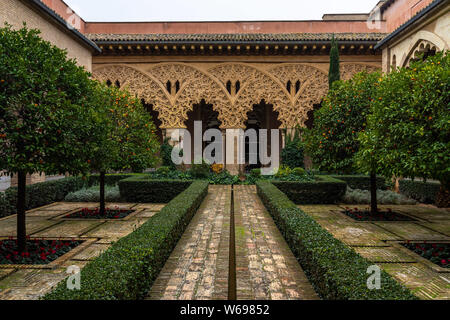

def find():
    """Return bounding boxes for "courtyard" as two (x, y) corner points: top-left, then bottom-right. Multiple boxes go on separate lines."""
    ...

(0, 186), (448, 300)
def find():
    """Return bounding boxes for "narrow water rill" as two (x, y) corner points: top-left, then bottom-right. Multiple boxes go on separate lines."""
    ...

(228, 185), (237, 300)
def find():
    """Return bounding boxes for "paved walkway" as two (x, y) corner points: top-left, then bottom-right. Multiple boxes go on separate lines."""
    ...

(147, 185), (318, 300)
(234, 185), (318, 300)
(147, 185), (231, 300)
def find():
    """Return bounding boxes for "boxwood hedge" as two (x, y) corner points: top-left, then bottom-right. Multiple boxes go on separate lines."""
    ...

(272, 175), (346, 204)
(256, 180), (417, 300)
(44, 180), (209, 300)
(330, 175), (387, 191)
(0, 177), (85, 218)
(119, 176), (193, 203)
(399, 179), (441, 204)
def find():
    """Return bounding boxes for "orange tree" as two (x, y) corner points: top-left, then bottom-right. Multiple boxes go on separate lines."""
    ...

(0, 25), (96, 251)
(357, 52), (449, 207)
(303, 71), (382, 213)
(85, 83), (160, 214)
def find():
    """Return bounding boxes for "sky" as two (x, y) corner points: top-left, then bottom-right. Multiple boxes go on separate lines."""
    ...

(64, 0), (381, 22)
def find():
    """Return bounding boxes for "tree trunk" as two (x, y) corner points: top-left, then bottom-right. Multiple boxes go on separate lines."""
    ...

(99, 171), (106, 215)
(17, 171), (27, 252)
(370, 172), (378, 215)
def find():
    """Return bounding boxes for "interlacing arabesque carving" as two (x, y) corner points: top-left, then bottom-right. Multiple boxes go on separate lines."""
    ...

(93, 62), (380, 129)
(149, 63), (230, 128)
(268, 64), (329, 128)
(340, 63), (381, 81)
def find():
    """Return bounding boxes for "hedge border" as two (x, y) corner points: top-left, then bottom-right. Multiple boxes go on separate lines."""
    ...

(119, 176), (193, 203)
(272, 175), (347, 204)
(43, 180), (209, 300)
(0, 177), (85, 218)
(256, 180), (417, 300)
(330, 175), (387, 191)
(399, 179), (441, 204)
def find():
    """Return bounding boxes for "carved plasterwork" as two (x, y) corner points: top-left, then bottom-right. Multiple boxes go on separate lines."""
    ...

(93, 62), (380, 129)
(341, 63), (381, 80)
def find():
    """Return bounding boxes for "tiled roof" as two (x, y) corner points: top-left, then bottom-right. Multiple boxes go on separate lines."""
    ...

(87, 32), (386, 43)
(375, 0), (447, 49)
(24, 0), (100, 52)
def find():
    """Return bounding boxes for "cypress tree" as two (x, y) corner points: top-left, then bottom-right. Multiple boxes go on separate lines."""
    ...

(329, 35), (340, 89)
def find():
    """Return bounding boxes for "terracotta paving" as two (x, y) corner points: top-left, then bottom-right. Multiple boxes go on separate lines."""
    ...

(0, 202), (165, 300)
(147, 185), (231, 300)
(234, 185), (318, 300)
(298, 204), (450, 300)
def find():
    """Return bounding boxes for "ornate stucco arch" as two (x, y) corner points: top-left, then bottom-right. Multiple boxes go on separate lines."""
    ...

(340, 63), (381, 80)
(208, 63), (292, 128)
(92, 64), (177, 128)
(147, 63), (230, 128)
(267, 64), (329, 128)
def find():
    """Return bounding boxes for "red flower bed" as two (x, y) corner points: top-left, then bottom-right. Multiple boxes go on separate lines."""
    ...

(0, 237), (82, 265)
(402, 241), (449, 268)
(342, 207), (414, 221)
(65, 207), (134, 219)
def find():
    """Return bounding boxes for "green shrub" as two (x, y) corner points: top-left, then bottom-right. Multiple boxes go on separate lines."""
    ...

(256, 181), (417, 300)
(0, 177), (85, 218)
(399, 179), (441, 204)
(343, 188), (416, 205)
(250, 168), (261, 177)
(156, 166), (171, 175)
(119, 176), (193, 203)
(292, 167), (306, 176)
(44, 180), (209, 300)
(272, 175), (346, 204)
(330, 175), (387, 190)
(208, 170), (240, 185)
(65, 185), (122, 203)
(281, 129), (304, 168)
(190, 160), (210, 179)
(160, 138), (176, 169)
(274, 165), (292, 178)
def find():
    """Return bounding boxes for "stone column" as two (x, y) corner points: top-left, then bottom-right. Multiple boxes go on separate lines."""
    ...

(225, 129), (244, 175)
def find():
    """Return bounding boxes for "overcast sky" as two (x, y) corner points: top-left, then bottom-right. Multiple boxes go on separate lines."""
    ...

(64, 0), (380, 22)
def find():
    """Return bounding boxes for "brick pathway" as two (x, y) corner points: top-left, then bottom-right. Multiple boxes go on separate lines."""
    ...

(147, 185), (231, 300)
(234, 185), (318, 300)
(148, 185), (318, 300)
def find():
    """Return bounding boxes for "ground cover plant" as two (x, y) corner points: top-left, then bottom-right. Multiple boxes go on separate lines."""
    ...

(401, 242), (449, 268)
(0, 238), (82, 265)
(342, 188), (417, 205)
(64, 207), (134, 220)
(64, 185), (121, 203)
(342, 207), (414, 221)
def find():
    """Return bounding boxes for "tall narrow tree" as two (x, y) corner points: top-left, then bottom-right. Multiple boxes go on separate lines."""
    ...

(0, 24), (95, 251)
(329, 35), (340, 89)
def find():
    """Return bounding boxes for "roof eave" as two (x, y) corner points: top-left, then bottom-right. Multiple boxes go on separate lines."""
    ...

(23, 0), (101, 53)
(375, 0), (447, 50)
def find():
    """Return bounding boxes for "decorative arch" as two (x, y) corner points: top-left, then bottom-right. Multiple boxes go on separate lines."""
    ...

(208, 63), (292, 128)
(268, 64), (329, 127)
(148, 63), (231, 128)
(401, 30), (447, 67)
(92, 65), (175, 128)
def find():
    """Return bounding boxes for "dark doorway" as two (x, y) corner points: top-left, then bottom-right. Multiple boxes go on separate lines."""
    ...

(185, 99), (222, 162)
(244, 99), (282, 172)
(142, 100), (163, 144)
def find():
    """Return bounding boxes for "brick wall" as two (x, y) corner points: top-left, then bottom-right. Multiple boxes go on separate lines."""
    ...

(0, 0), (92, 71)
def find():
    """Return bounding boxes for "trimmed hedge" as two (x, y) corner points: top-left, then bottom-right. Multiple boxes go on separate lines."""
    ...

(272, 175), (346, 204)
(399, 179), (441, 204)
(256, 181), (417, 300)
(44, 180), (209, 300)
(330, 175), (387, 191)
(87, 174), (137, 186)
(0, 177), (85, 218)
(119, 176), (193, 203)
